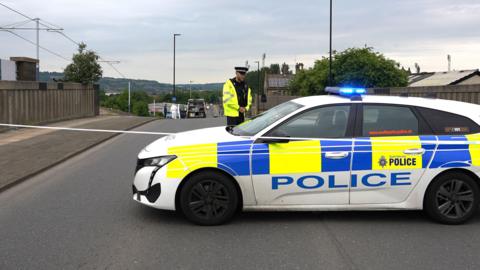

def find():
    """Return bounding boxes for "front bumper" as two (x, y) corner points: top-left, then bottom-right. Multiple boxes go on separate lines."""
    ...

(132, 182), (161, 204)
(132, 166), (181, 210)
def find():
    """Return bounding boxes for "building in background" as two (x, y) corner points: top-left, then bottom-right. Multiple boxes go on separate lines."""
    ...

(0, 57), (39, 81)
(263, 74), (294, 95)
(0, 59), (16, 81)
(10, 57), (38, 81)
(408, 69), (480, 87)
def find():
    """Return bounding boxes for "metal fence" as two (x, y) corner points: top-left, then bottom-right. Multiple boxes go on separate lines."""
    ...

(370, 84), (480, 104)
(252, 84), (480, 114)
(0, 81), (99, 132)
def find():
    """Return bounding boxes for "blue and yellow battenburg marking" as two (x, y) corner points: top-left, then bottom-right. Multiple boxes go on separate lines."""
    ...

(353, 135), (436, 171)
(355, 134), (480, 170)
(467, 134), (480, 166)
(166, 141), (252, 178)
(253, 139), (353, 174)
(165, 134), (480, 178)
(429, 134), (480, 168)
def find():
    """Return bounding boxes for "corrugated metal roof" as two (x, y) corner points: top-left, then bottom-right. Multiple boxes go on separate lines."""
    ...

(409, 69), (479, 87)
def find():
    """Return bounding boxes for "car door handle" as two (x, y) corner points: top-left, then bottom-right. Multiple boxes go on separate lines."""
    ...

(403, 148), (425, 155)
(325, 151), (349, 159)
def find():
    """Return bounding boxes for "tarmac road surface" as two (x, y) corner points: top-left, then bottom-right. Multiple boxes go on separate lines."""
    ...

(2, 117), (480, 270)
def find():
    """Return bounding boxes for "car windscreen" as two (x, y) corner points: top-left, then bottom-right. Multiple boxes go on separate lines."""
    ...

(231, 101), (304, 136)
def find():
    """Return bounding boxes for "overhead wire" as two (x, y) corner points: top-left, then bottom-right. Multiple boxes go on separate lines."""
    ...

(2, 30), (70, 61)
(0, 19), (31, 28)
(0, 1), (128, 79)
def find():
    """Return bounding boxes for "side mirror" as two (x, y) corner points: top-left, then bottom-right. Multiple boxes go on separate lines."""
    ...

(257, 130), (290, 144)
(261, 94), (267, 103)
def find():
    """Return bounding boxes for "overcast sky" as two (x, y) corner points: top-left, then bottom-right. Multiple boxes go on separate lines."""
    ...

(1, 0), (479, 83)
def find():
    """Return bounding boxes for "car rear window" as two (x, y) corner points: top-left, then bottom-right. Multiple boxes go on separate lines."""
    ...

(416, 107), (480, 135)
(362, 105), (419, 137)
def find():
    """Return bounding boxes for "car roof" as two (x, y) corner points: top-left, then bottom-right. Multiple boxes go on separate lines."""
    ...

(292, 94), (480, 123)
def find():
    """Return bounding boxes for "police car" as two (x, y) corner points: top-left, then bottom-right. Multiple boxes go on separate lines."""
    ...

(133, 87), (480, 225)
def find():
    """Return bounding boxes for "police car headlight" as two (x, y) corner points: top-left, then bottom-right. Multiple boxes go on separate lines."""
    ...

(136, 155), (176, 173)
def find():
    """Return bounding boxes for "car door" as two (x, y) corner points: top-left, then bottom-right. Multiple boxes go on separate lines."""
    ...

(350, 104), (436, 204)
(251, 104), (354, 205)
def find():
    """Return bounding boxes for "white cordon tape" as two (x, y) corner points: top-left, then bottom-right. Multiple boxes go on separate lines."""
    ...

(0, 123), (173, 136)
(0, 123), (479, 145)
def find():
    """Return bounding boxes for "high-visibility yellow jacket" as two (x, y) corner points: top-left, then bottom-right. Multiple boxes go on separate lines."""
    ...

(222, 79), (253, 117)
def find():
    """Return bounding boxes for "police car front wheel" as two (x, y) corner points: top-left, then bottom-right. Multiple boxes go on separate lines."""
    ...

(424, 172), (480, 225)
(179, 171), (239, 225)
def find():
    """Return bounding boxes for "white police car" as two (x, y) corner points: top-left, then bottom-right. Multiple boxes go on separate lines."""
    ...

(133, 87), (480, 225)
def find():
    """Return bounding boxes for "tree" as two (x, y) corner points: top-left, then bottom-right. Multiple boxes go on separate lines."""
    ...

(289, 59), (329, 96)
(289, 47), (408, 96)
(132, 101), (149, 116)
(64, 43), (102, 84)
(333, 47), (408, 88)
(269, 64), (280, 74)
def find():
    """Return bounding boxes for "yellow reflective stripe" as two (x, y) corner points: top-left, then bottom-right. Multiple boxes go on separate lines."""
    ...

(269, 140), (321, 174)
(371, 136), (422, 170)
(467, 133), (480, 166)
(166, 143), (217, 178)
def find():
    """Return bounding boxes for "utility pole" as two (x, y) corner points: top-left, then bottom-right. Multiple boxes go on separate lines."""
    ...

(328, 0), (333, 86)
(173, 33), (181, 102)
(0, 17), (62, 80)
(128, 81), (131, 113)
(189, 80), (193, 99)
(254, 60), (260, 115)
(447, 54), (451, 72)
(153, 99), (156, 117)
(35, 18), (39, 79)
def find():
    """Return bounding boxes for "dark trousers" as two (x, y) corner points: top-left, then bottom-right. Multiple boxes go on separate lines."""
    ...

(227, 113), (245, 126)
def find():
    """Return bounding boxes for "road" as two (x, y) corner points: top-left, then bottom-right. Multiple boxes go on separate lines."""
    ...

(2, 117), (480, 270)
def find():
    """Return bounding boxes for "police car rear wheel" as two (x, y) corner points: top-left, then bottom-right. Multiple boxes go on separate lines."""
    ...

(179, 172), (238, 225)
(425, 172), (479, 225)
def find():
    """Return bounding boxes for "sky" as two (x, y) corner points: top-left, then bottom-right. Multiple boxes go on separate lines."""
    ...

(1, 0), (479, 83)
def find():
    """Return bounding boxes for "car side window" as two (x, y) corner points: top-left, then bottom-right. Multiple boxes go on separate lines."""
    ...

(416, 107), (480, 135)
(362, 105), (419, 137)
(268, 105), (351, 138)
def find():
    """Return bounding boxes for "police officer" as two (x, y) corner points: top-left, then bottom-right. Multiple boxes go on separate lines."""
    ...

(222, 66), (253, 126)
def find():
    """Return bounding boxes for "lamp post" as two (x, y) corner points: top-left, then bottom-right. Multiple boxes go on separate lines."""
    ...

(173, 33), (181, 102)
(128, 81), (131, 113)
(328, 0), (333, 86)
(254, 60), (260, 115)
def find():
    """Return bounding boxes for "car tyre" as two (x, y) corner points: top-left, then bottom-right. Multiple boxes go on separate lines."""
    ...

(179, 171), (239, 225)
(424, 172), (479, 224)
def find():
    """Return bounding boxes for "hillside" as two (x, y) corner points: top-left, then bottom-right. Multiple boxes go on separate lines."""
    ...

(39, 71), (223, 94)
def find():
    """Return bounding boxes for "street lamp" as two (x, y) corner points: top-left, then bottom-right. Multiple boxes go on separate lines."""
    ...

(328, 0), (333, 86)
(173, 33), (181, 102)
(254, 60), (260, 114)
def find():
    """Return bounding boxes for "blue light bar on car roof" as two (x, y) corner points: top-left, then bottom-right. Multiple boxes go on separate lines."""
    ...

(325, 86), (366, 96)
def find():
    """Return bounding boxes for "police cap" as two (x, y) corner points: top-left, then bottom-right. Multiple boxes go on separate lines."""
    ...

(235, 66), (249, 73)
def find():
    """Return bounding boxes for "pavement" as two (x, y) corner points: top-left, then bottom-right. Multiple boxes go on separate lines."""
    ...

(0, 115), (155, 191)
(2, 117), (480, 270)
